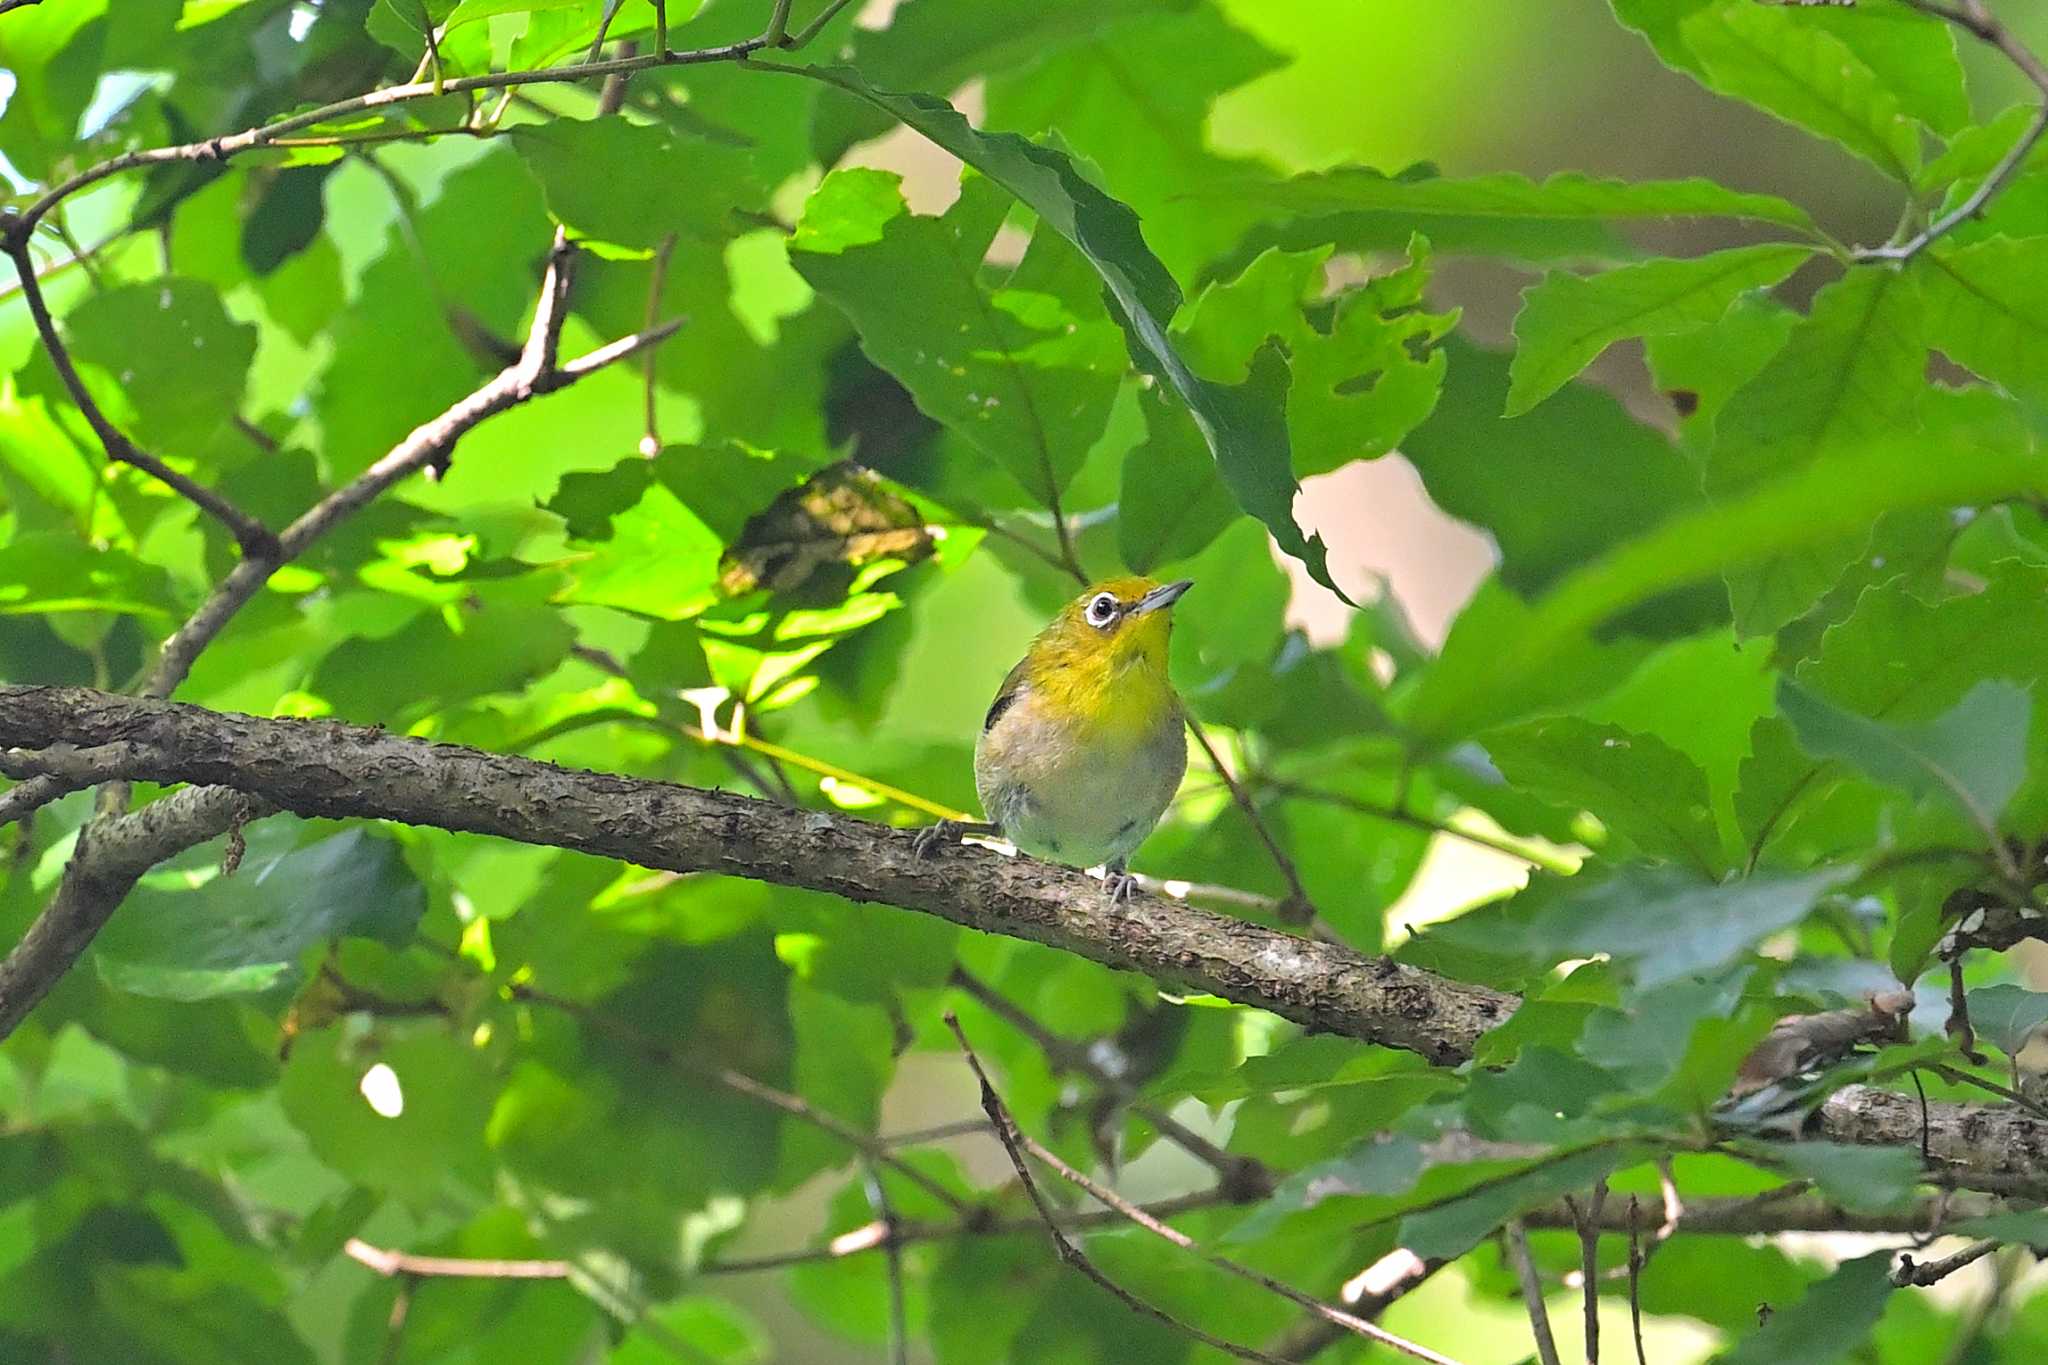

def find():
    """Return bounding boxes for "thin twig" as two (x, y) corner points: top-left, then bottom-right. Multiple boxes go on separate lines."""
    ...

(375, 1274), (415, 1365)
(1505, 1220), (1565, 1365)
(1568, 1180), (1606, 1364)
(951, 966), (1274, 1199)
(1186, 717), (1317, 925)
(515, 981), (972, 1216)
(781, 0), (860, 50)
(0, 774), (81, 829)
(0, 231), (280, 559)
(641, 233), (678, 456)
(1627, 1199), (1648, 1365)
(945, 1013), (1297, 1365)
(1892, 1238), (2000, 1287)
(948, 1014), (1464, 1365)
(347, 1238), (571, 1280)
(1866, 1), (2048, 262)
(861, 1160), (911, 1365)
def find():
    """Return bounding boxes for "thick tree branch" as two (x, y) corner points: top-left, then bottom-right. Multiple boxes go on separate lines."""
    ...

(0, 684), (1514, 1060)
(2, 684), (2045, 1197)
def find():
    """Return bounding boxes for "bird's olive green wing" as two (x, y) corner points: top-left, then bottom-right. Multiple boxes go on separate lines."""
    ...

(984, 657), (1030, 733)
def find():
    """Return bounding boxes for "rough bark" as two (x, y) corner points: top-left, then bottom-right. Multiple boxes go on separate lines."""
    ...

(4, 683), (2046, 1196)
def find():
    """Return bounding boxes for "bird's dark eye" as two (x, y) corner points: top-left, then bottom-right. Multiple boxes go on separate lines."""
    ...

(1086, 593), (1118, 628)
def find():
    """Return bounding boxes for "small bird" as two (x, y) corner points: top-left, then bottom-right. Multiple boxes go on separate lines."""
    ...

(916, 577), (1192, 902)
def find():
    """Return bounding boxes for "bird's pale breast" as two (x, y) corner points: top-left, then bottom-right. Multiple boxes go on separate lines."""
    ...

(973, 685), (1186, 870)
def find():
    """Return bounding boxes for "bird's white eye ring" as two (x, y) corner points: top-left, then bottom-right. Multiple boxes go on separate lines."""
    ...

(1086, 593), (1117, 627)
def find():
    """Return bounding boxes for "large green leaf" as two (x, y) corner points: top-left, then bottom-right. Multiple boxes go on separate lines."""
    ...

(1679, 2), (1920, 181)
(1916, 236), (2048, 409)
(1708, 266), (1926, 634)
(1720, 1251), (1894, 1365)
(791, 169), (1121, 511)
(1963, 985), (2048, 1058)
(1506, 244), (1812, 416)
(61, 279), (257, 454)
(1239, 167), (1823, 235)
(1530, 867), (1840, 988)
(1402, 427), (2047, 744)
(1484, 718), (1726, 874)
(96, 826), (426, 1001)
(776, 64), (1345, 597)
(1778, 678), (2031, 830)
(510, 115), (762, 249)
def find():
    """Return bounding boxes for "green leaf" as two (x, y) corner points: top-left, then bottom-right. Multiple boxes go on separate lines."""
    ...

(781, 64), (1345, 598)
(1118, 385), (1236, 572)
(1406, 426), (2046, 744)
(1484, 718), (1726, 874)
(0, 533), (180, 617)
(1789, 0), (1969, 137)
(1679, 3), (1920, 181)
(1532, 867), (1841, 988)
(791, 169), (1121, 510)
(1777, 678), (2031, 829)
(1962, 984), (2048, 1057)
(1241, 166), (1822, 235)
(511, 115), (761, 249)
(982, 4), (1284, 279)
(1719, 1251), (1894, 1365)
(1399, 338), (1717, 628)
(62, 279), (257, 453)
(1710, 266), (1925, 635)
(1396, 1145), (1628, 1259)
(1916, 237), (2048, 409)
(1765, 1141), (1921, 1213)
(96, 826), (426, 1001)
(1506, 244), (1811, 415)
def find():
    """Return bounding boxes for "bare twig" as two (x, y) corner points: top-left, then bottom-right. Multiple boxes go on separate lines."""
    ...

(946, 1013), (1297, 1365)
(1186, 717), (1317, 925)
(1566, 1180), (1607, 1364)
(0, 773), (80, 828)
(1868, 0), (2048, 261)
(951, 966), (1273, 1199)
(514, 981), (972, 1216)
(1626, 1199), (1648, 1365)
(1892, 1238), (2001, 1287)
(347, 1239), (571, 1280)
(1505, 1219), (1565, 1365)
(861, 1160), (911, 1365)
(641, 233), (678, 456)
(0, 228), (280, 559)
(375, 1274), (415, 1365)
(948, 1015), (1465, 1365)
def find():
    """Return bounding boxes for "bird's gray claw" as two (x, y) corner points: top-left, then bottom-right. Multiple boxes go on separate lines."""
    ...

(1104, 869), (1138, 906)
(912, 819), (960, 860)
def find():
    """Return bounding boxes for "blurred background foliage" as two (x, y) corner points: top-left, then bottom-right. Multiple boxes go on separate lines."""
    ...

(4, 0), (2048, 1361)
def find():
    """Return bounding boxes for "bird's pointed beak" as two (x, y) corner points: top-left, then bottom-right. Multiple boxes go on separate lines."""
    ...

(1133, 579), (1193, 614)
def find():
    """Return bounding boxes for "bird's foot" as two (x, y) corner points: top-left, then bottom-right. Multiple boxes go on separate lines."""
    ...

(912, 819), (964, 859)
(1103, 863), (1138, 907)
(913, 820), (998, 859)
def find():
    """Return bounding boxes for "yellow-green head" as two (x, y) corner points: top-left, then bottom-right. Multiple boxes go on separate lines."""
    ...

(1017, 577), (1192, 741)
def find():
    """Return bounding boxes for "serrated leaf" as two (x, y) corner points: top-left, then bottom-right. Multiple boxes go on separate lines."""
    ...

(1916, 236), (2048, 408)
(1118, 385), (1235, 572)
(1531, 867), (1840, 988)
(1485, 718), (1726, 874)
(62, 278), (257, 452)
(791, 170), (1120, 511)
(1789, 0), (1969, 137)
(1507, 244), (1812, 415)
(1680, 3), (1920, 181)
(1779, 678), (2030, 832)
(1709, 266), (1925, 634)
(780, 64), (1343, 599)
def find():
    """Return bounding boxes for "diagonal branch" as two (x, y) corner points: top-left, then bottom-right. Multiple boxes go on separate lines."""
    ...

(2, 685), (2043, 1198)
(0, 224), (281, 559)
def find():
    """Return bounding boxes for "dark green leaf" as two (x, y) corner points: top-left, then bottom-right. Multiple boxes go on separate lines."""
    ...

(1485, 718), (1726, 874)
(1531, 867), (1841, 988)
(1778, 678), (2031, 828)
(1719, 1250), (1894, 1365)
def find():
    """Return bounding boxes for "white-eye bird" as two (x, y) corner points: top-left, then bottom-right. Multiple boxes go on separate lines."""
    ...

(915, 577), (1192, 901)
